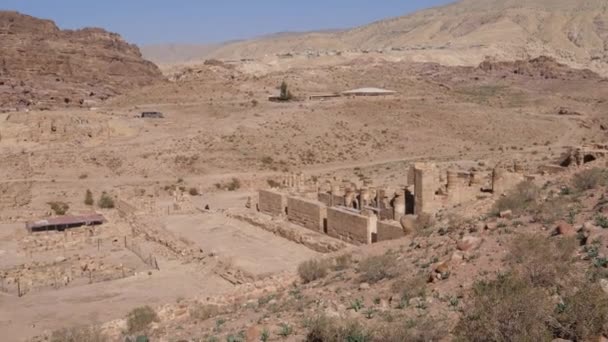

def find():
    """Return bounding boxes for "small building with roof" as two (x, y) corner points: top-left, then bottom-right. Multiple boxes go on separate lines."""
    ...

(341, 87), (397, 97)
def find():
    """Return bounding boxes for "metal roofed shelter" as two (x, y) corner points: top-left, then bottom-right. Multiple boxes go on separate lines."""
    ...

(26, 213), (106, 233)
(341, 87), (397, 96)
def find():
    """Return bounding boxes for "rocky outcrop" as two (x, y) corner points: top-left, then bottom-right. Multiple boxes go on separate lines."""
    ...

(0, 11), (163, 110)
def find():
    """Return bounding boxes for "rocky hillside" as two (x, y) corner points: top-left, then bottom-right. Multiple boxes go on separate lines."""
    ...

(0, 11), (163, 110)
(199, 0), (608, 75)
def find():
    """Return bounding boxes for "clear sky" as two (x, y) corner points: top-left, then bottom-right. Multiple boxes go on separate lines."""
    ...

(0, 0), (455, 45)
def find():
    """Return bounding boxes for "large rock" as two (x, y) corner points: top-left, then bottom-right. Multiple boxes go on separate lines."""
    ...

(457, 236), (482, 251)
(555, 221), (576, 237)
(0, 11), (163, 110)
(600, 279), (608, 295)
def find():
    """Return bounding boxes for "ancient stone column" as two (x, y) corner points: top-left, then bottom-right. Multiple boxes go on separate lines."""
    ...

(393, 190), (406, 222)
(414, 163), (439, 215)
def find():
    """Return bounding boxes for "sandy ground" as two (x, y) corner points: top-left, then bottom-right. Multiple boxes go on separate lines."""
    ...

(163, 213), (320, 275)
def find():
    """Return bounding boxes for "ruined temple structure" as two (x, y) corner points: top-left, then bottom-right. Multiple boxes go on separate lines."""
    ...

(559, 144), (608, 168)
(257, 161), (528, 246)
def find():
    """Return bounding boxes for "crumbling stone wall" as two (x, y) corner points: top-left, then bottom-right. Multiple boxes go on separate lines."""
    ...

(258, 190), (287, 217)
(492, 166), (524, 195)
(326, 207), (377, 245)
(377, 220), (405, 242)
(287, 197), (327, 232)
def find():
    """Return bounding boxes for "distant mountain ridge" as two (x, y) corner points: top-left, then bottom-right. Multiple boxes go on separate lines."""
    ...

(143, 0), (608, 75)
(0, 11), (163, 110)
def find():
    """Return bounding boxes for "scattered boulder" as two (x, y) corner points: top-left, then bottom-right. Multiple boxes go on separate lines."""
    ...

(499, 210), (513, 219)
(555, 221), (576, 237)
(457, 236), (482, 251)
(600, 279), (608, 295)
(359, 282), (370, 290)
(245, 325), (261, 342)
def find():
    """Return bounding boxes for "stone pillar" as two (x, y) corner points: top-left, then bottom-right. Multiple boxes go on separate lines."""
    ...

(393, 190), (406, 222)
(492, 167), (507, 195)
(414, 163), (439, 215)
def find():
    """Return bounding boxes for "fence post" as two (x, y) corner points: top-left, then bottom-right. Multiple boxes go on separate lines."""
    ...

(124, 236), (127, 248)
(17, 278), (21, 297)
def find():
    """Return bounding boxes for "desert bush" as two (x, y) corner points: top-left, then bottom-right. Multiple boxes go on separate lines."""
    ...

(51, 325), (108, 342)
(305, 315), (373, 342)
(298, 259), (330, 284)
(126, 306), (158, 334)
(492, 181), (539, 216)
(391, 275), (428, 305)
(279, 81), (294, 101)
(98, 192), (115, 209)
(454, 273), (553, 342)
(595, 215), (608, 229)
(189, 303), (220, 321)
(358, 252), (398, 284)
(188, 187), (199, 196)
(334, 253), (353, 271)
(215, 178), (241, 191)
(507, 234), (576, 289)
(48, 201), (69, 215)
(278, 323), (293, 337)
(379, 317), (447, 342)
(551, 283), (608, 341)
(572, 168), (608, 192)
(266, 179), (281, 188)
(84, 189), (94, 206)
(533, 196), (571, 225)
(261, 156), (274, 165)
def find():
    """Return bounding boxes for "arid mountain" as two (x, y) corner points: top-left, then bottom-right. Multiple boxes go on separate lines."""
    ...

(0, 11), (163, 110)
(159, 0), (608, 75)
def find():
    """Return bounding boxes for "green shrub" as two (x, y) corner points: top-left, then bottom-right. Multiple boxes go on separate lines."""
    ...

(126, 306), (158, 334)
(50, 325), (108, 342)
(188, 187), (200, 196)
(84, 189), (94, 206)
(492, 181), (539, 215)
(48, 201), (69, 215)
(454, 273), (553, 342)
(277, 323), (293, 337)
(595, 215), (608, 229)
(298, 259), (329, 284)
(98, 192), (115, 209)
(358, 253), (398, 284)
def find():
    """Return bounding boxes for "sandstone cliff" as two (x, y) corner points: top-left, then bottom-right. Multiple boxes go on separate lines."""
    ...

(0, 11), (164, 110)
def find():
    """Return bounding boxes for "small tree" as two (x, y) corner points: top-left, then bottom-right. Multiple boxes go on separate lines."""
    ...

(84, 189), (94, 206)
(48, 201), (69, 215)
(98, 192), (115, 209)
(279, 81), (293, 101)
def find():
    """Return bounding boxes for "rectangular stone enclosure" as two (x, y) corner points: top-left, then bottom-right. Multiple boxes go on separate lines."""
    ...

(258, 190), (287, 216)
(287, 197), (327, 232)
(377, 220), (405, 242)
(326, 207), (377, 245)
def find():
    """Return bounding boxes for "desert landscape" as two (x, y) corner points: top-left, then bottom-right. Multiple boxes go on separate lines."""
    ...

(2, 0), (608, 341)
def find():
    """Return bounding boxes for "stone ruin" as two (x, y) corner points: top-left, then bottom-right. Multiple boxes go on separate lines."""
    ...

(257, 162), (528, 246)
(558, 144), (608, 168)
